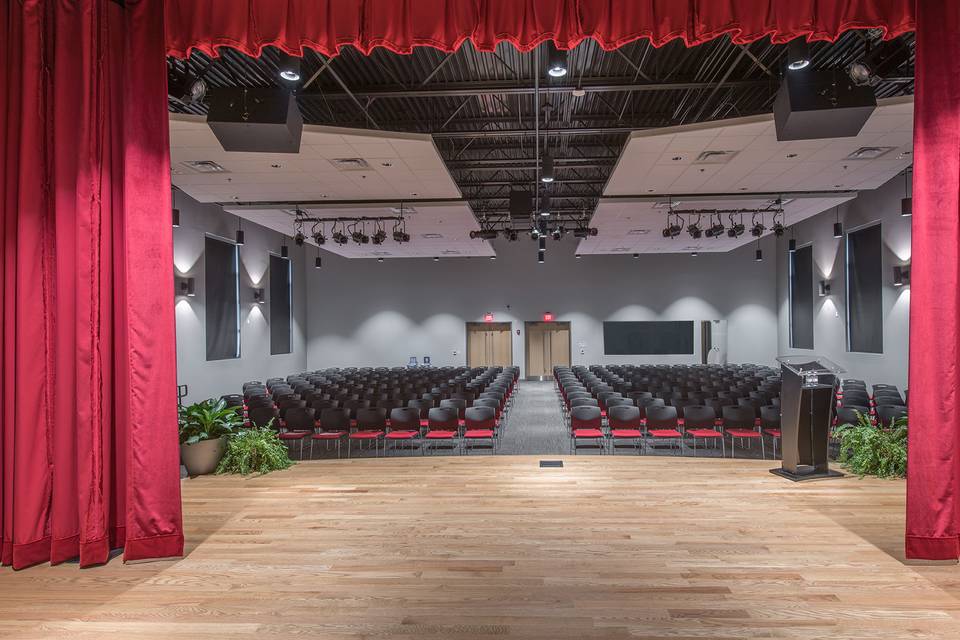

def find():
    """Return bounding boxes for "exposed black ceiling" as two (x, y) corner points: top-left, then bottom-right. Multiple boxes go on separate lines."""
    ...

(167, 31), (915, 227)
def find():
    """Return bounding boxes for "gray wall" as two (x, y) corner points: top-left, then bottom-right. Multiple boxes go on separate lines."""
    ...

(305, 235), (780, 376)
(775, 174), (911, 389)
(173, 196), (307, 403)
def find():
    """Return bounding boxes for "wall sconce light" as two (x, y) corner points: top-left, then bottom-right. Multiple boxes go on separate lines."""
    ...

(253, 288), (266, 304)
(818, 280), (831, 297)
(893, 265), (910, 287)
(177, 277), (195, 297)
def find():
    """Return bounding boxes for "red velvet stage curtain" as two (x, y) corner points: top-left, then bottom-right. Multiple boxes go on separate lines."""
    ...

(0, 1), (183, 569)
(164, 0), (915, 58)
(905, 0), (960, 561)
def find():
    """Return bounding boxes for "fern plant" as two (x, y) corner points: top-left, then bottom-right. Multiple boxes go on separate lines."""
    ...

(834, 410), (907, 478)
(178, 398), (244, 445)
(216, 425), (293, 476)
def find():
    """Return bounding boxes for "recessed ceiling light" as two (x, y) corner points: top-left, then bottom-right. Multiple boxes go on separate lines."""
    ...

(271, 163), (282, 168)
(422, 233), (443, 239)
(672, 156), (683, 161)
(410, 192), (418, 197)
(380, 162), (392, 167)
(846, 146), (895, 160)
(786, 153), (798, 158)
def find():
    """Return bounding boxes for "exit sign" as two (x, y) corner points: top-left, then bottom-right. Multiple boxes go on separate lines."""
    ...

(542, 312), (554, 322)
(483, 312), (494, 323)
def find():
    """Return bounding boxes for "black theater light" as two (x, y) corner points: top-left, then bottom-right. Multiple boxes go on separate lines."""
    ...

(788, 238), (797, 252)
(538, 237), (547, 253)
(786, 38), (811, 71)
(540, 148), (555, 183)
(546, 41), (568, 78)
(277, 51), (301, 82)
(832, 207), (843, 239)
(551, 227), (562, 241)
(538, 250), (545, 264)
(750, 222), (765, 237)
(172, 188), (180, 227)
(281, 241), (289, 258)
(235, 218), (245, 246)
(901, 169), (912, 216)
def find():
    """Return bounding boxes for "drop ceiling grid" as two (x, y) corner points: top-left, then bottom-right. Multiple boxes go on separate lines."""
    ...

(603, 97), (914, 197)
(169, 115), (461, 204)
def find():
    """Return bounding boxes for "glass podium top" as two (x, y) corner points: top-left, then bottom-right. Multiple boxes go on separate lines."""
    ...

(776, 355), (845, 376)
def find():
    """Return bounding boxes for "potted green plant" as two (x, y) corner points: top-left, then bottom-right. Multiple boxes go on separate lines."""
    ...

(178, 398), (244, 476)
(834, 410), (908, 478)
(217, 423), (293, 476)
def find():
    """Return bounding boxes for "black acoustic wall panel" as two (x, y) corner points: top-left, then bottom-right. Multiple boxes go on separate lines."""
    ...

(846, 224), (884, 353)
(603, 321), (695, 355)
(790, 245), (815, 349)
(270, 254), (292, 355)
(205, 236), (240, 361)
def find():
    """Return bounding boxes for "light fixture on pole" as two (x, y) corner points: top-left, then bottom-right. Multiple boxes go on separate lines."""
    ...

(786, 38), (811, 71)
(546, 41), (568, 77)
(901, 169), (912, 216)
(540, 147), (554, 183)
(277, 51), (301, 82)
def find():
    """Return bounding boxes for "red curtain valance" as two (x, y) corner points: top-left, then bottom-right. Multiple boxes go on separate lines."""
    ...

(165, 0), (915, 59)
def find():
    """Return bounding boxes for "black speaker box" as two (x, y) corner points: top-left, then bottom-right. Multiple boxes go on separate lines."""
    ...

(773, 70), (876, 141)
(207, 88), (303, 153)
(509, 190), (532, 218)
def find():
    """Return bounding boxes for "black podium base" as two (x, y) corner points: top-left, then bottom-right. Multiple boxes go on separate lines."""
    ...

(770, 467), (844, 482)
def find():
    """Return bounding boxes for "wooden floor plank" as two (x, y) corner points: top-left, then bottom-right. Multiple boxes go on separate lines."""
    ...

(0, 456), (957, 639)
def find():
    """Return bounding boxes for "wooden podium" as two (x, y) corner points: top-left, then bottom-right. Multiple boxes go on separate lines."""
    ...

(771, 356), (844, 482)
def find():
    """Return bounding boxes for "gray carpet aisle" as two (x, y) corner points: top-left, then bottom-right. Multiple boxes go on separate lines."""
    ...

(497, 381), (570, 454)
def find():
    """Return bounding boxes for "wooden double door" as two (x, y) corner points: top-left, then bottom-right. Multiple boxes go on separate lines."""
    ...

(524, 321), (571, 379)
(466, 322), (513, 367)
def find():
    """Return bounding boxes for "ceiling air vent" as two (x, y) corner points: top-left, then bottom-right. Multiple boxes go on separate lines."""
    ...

(331, 157), (370, 171)
(180, 160), (229, 174)
(694, 150), (739, 164)
(846, 146), (895, 160)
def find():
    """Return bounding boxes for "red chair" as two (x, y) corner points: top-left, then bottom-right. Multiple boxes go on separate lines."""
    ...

(463, 406), (496, 454)
(645, 405), (683, 454)
(424, 406), (459, 455)
(722, 405), (765, 459)
(760, 405), (781, 458)
(681, 405), (724, 457)
(570, 405), (604, 454)
(348, 408), (386, 458)
(607, 404), (643, 455)
(385, 407), (421, 456)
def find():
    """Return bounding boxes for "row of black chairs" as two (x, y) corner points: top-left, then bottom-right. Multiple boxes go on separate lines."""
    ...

(556, 366), (781, 457)
(837, 378), (907, 427)
(226, 367), (519, 458)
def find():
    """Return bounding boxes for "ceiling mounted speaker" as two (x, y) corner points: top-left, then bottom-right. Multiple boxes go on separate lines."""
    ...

(773, 70), (876, 141)
(509, 190), (532, 218)
(207, 88), (303, 153)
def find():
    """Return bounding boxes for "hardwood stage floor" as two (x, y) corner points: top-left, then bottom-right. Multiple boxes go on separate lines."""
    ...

(1, 456), (958, 639)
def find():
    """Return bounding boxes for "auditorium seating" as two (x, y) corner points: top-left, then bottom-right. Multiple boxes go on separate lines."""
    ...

(234, 366), (518, 458)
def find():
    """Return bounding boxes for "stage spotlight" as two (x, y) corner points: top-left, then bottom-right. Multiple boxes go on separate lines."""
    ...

(506, 229), (519, 242)
(786, 38), (810, 71)
(531, 227), (541, 240)
(551, 227), (562, 241)
(772, 222), (785, 237)
(371, 229), (387, 245)
(704, 219), (725, 238)
(313, 231), (326, 245)
(169, 73), (207, 105)
(332, 230), (348, 245)
(546, 41), (568, 78)
(661, 222), (682, 239)
(847, 39), (911, 86)
(687, 223), (703, 239)
(750, 222), (765, 237)
(277, 51), (301, 82)
(294, 232), (305, 246)
(726, 223), (745, 238)
(350, 229), (369, 244)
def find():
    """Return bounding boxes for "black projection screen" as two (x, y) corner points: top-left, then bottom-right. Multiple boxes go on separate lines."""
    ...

(603, 321), (695, 355)
(269, 254), (292, 355)
(846, 223), (883, 353)
(789, 244), (815, 349)
(205, 236), (240, 361)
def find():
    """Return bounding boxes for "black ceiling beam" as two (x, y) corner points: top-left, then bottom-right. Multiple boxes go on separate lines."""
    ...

(296, 77), (774, 101)
(445, 156), (616, 168)
(432, 126), (637, 138)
